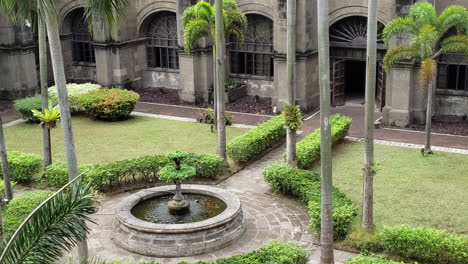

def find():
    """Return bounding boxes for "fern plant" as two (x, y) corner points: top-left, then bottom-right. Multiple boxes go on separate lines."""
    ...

(383, 3), (468, 153)
(32, 106), (60, 129)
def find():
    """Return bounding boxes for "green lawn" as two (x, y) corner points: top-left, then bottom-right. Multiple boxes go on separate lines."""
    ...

(313, 141), (468, 235)
(5, 116), (246, 165)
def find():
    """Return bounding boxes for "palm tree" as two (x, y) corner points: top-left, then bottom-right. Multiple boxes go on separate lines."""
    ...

(182, 0), (247, 164)
(383, 3), (468, 153)
(0, 116), (13, 201)
(0, 181), (96, 264)
(362, 0), (378, 233)
(286, 0), (298, 167)
(317, 0), (334, 262)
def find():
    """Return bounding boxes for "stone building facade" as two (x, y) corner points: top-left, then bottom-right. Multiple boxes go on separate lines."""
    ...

(0, 0), (467, 126)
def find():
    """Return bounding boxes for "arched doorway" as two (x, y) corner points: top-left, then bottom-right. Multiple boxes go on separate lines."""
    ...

(329, 16), (386, 110)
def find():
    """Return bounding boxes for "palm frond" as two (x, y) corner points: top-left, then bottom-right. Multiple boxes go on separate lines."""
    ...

(0, 0), (58, 26)
(182, 6), (197, 27)
(412, 25), (438, 58)
(420, 58), (437, 92)
(184, 19), (211, 54)
(441, 35), (468, 55)
(194, 1), (215, 24)
(382, 17), (419, 47)
(438, 5), (468, 35)
(408, 2), (437, 27)
(383, 46), (419, 72)
(0, 183), (96, 264)
(224, 10), (248, 41)
(84, 0), (133, 33)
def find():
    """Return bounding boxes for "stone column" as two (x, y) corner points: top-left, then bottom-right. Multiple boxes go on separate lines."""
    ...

(0, 15), (38, 99)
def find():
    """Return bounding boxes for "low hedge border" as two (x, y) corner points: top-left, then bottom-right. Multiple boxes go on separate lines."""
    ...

(263, 164), (357, 241)
(345, 255), (406, 264)
(296, 114), (352, 169)
(379, 225), (468, 264)
(0, 151), (42, 182)
(227, 115), (286, 163)
(102, 241), (308, 264)
(43, 153), (225, 191)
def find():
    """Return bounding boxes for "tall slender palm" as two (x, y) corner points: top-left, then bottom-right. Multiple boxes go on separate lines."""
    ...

(317, 0), (334, 262)
(182, 0), (247, 164)
(383, 3), (468, 153)
(0, 116), (13, 201)
(0, 182), (96, 264)
(286, 0), (297, 167)
(362, 0), (378, 233)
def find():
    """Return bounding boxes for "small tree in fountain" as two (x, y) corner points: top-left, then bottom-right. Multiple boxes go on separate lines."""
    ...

(159, 151), (196, 214)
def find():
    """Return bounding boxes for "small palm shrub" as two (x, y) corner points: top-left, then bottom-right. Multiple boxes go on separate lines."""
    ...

(13, 95), (58, 122)
(0, 151), (42, 182)
(48, 83), (101, 112)
(78, 88), (140, 120)
(3, 190), (54, 239)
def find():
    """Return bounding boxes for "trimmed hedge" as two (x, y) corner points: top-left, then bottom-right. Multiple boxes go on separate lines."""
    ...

(48, 83), (101, 112)
(296, 114), (352, 169)
(0, 151), (42, 182)
(227, 115), (286, 163)
(77, 88), (140, 120)
(104, 241), (308, 264)
(3, 190), (54, 239)
(263, 163), (357, 240)
(379, 225), (468, 264)
(43, 153), (224, 191)
(13, 95), (58, 122)
(345, 255), (405, 264)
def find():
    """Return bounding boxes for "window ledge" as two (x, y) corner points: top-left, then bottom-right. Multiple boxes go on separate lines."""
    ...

(146, 68), (180, 73)
(436, 89), (468, 97)
(229, 74), (273, 81)
(72, 62), (96, 67)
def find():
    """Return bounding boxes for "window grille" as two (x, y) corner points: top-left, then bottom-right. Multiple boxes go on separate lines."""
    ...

(146, 12), (179, 69)
(230, 15), (274, 77)
(71, 12), (95, 63)
(438, 53), (468, 91)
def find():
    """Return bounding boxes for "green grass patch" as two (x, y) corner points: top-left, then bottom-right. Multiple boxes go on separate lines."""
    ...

(313, 141), (468, 235)
(4, 116), (246, 165)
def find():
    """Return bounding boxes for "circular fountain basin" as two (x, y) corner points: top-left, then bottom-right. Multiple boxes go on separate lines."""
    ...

(113, 185), (245, 257)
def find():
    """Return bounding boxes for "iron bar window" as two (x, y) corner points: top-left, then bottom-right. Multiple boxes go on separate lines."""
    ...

(230, 15), (274, 77)
(146, 12), (179, 70)
(438, 53), (468, 91)
(71, 12), (95, 63)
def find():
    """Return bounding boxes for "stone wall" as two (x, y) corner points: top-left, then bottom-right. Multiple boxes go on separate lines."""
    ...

(435, 91), (468, 117)
(144, 70), (180, 90)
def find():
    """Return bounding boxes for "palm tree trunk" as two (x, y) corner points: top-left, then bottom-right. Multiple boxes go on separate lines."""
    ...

(424, 70), (435, 154)
(286, 0), (297, 167)
(214, 0), (227, 165)
(317, 0), (334, 262)
(45, 19), (87, 261)
(213, 47), (218, 126)
(362, 0), (378, 233)
(0, 116), (13, 201)
(38, 17), (52, 168)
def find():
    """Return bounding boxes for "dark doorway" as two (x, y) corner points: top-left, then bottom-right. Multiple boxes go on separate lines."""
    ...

(345, 60), (366, 104)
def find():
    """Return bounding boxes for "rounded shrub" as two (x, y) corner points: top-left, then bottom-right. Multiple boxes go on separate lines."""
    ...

(48, 83), (101, 112)
(43, 163), (94, 188)
(3, 190), (54, 239)
(13, 95), (58, 122)
(0, 151), (43, 182)
(78, 88), (140, 120)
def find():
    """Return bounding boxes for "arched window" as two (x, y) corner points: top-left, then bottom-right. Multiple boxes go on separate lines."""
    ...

(145, 12), (179, 69)
(230, 14), (274, 77)
(71, 10), (95, 63)
(330, 16), (384, 48)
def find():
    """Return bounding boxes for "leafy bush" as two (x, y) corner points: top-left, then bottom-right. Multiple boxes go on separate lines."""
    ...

(184, 153), (225, 179)
(77, 88), (140, 120)
(3, 190), (54, 239)
(13, 95), (58, 122)
(345, 255), (405, 264)
(379, 225), (468, 264)
(228, 115), (286, 163)
(48, 83), (101, 112)
(0, 180), (16, 197)
(342, 229), (383, 253)
(103, 241), (307, 264)
(296, 114), (352, 169)
(199, 108), (233, 126)
(0, 151), (42, 182)
(264, 163), (357, 241)
(43, 163), (94, 188)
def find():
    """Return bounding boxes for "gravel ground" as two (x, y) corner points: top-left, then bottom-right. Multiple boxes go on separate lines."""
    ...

(384, 115), (468, 136)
